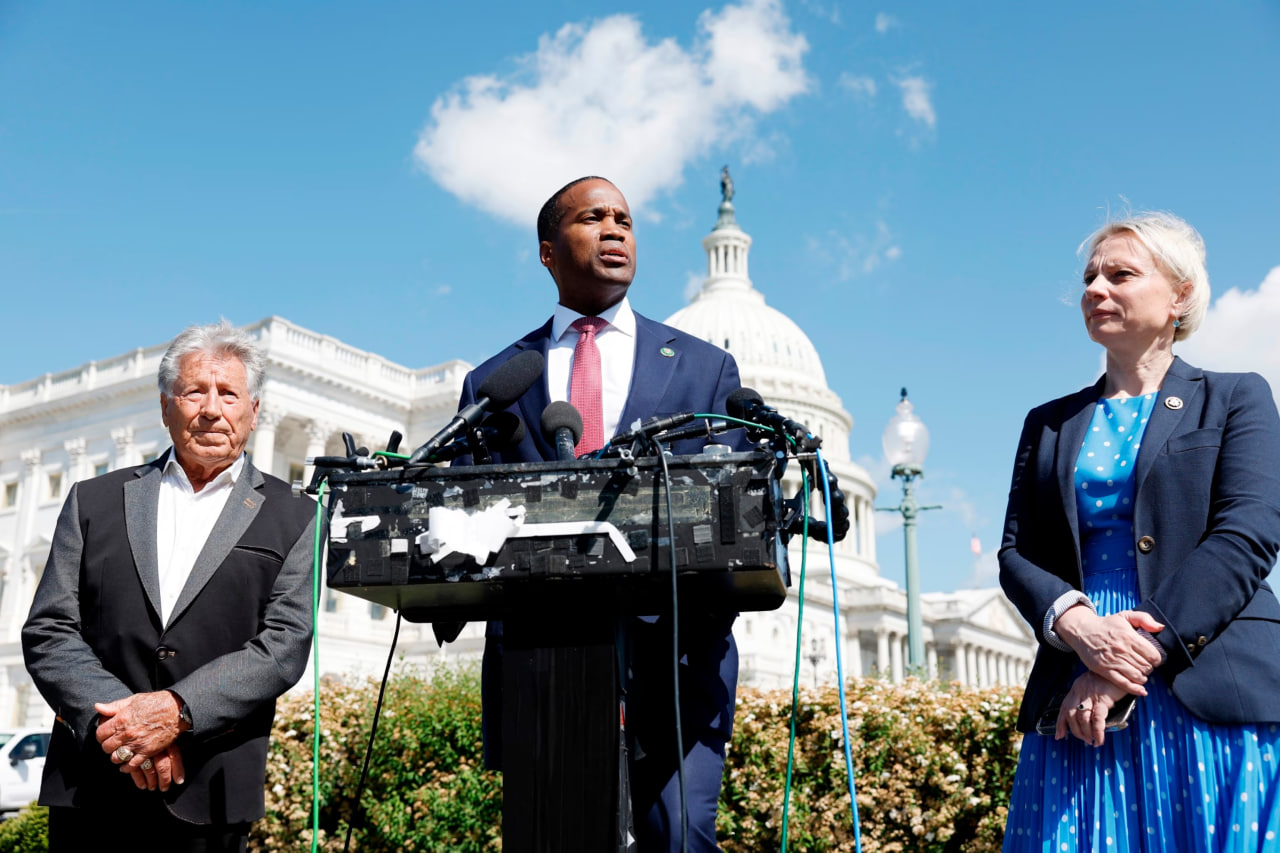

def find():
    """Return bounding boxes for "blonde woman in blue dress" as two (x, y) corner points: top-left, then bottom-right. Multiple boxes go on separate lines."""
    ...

(999, 212), (1280, 851)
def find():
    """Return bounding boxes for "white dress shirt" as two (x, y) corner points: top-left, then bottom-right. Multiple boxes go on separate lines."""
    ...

(156, 450), (246, 626)
(547, 297), (637, 441)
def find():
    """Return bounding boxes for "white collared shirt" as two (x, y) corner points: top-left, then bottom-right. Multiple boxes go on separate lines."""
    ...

(155, 449), (246, 625)
(547, 297), (637, 441)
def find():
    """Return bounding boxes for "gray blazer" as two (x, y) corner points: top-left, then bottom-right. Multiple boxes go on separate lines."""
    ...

(22, 455), (315, 824)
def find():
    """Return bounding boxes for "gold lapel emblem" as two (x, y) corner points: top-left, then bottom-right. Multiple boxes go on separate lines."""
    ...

(244, 497), (257, 508)
(1164, 396), (1184, 410)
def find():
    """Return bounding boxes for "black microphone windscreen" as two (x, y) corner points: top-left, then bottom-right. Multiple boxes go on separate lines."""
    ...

(540, 400), (583, 444)
(476, 350), (545, 410)
(482, 411), (527, 450)
(726, 387), (764, 419)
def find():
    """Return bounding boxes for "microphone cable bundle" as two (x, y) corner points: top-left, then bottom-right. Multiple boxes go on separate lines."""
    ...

(300, 368), (864, 852)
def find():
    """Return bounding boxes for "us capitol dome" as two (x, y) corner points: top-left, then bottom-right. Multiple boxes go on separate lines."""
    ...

(661, 171), (1033, 689)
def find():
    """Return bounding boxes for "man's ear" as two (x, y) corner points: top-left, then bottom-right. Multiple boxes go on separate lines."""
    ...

(539, 240), (554, 270)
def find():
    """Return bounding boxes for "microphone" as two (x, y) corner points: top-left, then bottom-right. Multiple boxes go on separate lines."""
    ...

(428, 412), (527, 463)
(609, 411), (696, 446)
(540, 401), (583, 461)
(783, 466), (851, 542)
(726, 388), (821, 451)
(408, 350), (545, 464)
(651, 418), (731, 445)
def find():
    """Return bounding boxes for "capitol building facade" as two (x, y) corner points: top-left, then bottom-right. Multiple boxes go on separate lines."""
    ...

(0, 190), (1034, 727)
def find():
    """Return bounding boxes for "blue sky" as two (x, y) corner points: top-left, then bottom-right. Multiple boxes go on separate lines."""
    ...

(3, 1), (1278, 595)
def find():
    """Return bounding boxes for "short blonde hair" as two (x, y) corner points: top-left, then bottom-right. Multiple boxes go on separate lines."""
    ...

(1080, 212), (1210, 342)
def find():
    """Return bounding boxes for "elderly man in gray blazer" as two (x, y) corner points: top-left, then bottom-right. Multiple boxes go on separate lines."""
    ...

(23, 322), (315, 852)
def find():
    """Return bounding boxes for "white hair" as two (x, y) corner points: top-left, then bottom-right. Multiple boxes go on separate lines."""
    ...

(1080, 211), (1210, 342)
(157, 321), (266, 398)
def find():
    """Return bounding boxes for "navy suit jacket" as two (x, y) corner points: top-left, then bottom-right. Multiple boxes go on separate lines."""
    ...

(1000, 357), (1280, 732)
(457, 311), (746, 768)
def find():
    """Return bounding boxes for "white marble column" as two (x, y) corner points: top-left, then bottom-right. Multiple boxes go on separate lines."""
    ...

(64, 437), (89, 485)
(953, 643), (967, 686)
(303, 421), (333, 484)
(875, 628), (890, 677)
(965, 645), (978, 687)
(5, 450), (44, 642)
(846, 629), (862, 679)
(111, 426), (138, 469)
(926, 643), (938, 681)
(252, 409), (283, 479)
(889, 632), (903, 682)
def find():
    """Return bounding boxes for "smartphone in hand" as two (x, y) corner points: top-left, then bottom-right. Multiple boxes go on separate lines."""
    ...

(1035, 692), (1137, 736)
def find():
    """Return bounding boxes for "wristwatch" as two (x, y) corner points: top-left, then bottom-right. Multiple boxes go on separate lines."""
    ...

(178, 701), (194, 732)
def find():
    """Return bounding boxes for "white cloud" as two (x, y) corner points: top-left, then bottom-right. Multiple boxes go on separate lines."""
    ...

(839, 72), (877, 99)
(798, 0), (841, 25)
(896, 75), (936, 128)
(875, 13), (897, 34)
(434, 285), (452, 297)
(806, 219), (902, 280)
(414, 0), (810, 227)
(1178, 266), (1280, 393)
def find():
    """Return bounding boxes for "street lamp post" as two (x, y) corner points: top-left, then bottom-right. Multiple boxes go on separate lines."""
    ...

(807, 635), (827, 688)
(877, 389), (941, 670)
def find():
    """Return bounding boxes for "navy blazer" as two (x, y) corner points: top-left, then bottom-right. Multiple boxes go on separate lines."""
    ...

(457, 311), (746, 768)
(1000, 357), (1280, 732)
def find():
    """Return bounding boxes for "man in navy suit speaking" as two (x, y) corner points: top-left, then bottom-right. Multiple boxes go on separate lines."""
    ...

(457, 176), (744, 851)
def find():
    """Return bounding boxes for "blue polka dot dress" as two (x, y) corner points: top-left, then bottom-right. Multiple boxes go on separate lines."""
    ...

(1003, 394), (1280, 852)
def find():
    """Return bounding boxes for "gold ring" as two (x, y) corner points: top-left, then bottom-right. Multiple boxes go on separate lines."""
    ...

(113, 746), (133, 763)
(140, 758), (154, 771)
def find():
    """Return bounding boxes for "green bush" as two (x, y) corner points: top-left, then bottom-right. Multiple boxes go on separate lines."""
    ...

(253, 665), (501, 852)
(718, 678), (1021, 852)
(253, 669), (1021, 852)
(0, 804), (48, 853)
(0, 670), (1022, 851)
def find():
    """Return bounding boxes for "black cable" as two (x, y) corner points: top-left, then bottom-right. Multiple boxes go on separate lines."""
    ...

(655, 447), (689, 853)
(343, 610), (403, 853)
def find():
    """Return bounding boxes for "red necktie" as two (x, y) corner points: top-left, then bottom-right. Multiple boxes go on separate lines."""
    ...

(570, 316), (607, 454)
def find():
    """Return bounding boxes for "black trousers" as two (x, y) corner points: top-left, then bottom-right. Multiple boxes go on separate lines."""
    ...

(49, 803), (250, 853)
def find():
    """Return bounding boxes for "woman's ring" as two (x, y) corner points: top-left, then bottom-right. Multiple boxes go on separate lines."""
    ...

(1077, 703), (1087, 711)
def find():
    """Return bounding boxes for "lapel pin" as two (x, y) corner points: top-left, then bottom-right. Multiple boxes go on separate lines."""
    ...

(659, 346), (675, 358)
(244, 497), (257, 508)
(1164, 396), (1183, 410)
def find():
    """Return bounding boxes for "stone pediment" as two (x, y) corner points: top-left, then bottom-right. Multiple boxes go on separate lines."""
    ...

(924, 588), (1034, 641)
(967, 592), (1033, 639)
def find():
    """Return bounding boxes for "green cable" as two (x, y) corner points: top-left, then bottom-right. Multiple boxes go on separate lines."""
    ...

(780, 460), (811, 851)
(310, 479), (327, 853)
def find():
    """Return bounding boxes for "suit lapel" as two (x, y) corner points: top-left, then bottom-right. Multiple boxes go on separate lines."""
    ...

(1056, 378), (1105, 577)
(515, 321), (555, 460)
(124, 463), (165, 621)
(166, 463), (264, 628)
(1134, 357), (1201, 494)
(617, 314), (679, 433)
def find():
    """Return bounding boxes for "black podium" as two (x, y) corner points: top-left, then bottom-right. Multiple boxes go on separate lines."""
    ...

(326, 452), (789, 850)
